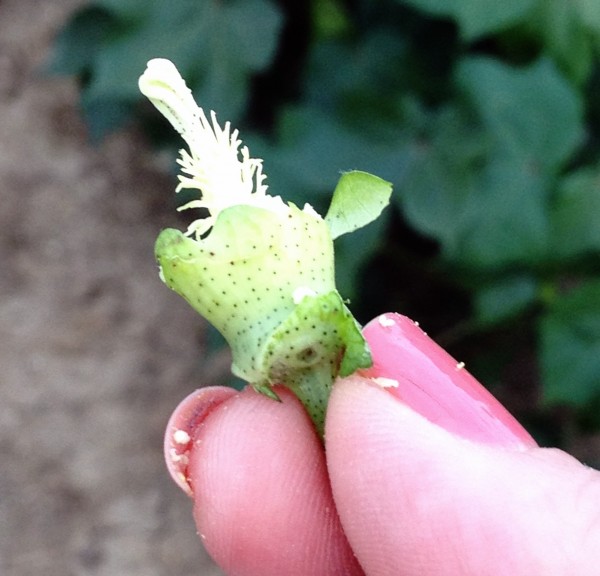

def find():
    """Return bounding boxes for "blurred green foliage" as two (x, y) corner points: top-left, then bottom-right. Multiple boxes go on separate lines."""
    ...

(50, 0), (600, 443)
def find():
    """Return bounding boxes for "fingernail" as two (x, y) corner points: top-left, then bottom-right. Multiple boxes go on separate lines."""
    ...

(361, 314), (537, 448)
(164, 387), (237, 496)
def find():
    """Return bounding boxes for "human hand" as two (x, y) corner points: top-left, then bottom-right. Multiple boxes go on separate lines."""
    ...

(165, 314), (600, 576)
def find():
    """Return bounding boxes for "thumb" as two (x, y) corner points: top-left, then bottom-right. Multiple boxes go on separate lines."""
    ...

(325, 314), (600, 576)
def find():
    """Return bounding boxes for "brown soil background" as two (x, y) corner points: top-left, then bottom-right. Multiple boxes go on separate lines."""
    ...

(1, 1), (225, 574)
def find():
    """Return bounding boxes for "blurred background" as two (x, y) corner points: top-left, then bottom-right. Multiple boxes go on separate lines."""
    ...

(2, 0), (600, 574)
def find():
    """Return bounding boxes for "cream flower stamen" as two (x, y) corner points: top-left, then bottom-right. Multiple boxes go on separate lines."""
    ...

(139, 58), (285, 238)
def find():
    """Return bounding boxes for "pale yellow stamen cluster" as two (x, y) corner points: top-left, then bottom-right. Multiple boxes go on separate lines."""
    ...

(139, 58), (285, 239)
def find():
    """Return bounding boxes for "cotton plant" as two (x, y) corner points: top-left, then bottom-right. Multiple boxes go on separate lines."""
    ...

(139, 58), (391, 437)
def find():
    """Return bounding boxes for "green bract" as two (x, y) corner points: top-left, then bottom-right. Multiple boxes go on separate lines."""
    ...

(140, 58), (391, 436)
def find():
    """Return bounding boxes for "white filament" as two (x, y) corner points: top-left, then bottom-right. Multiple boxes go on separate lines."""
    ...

(139, 58), (286, 238)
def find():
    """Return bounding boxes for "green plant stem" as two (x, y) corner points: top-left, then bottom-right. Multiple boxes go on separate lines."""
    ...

(284, 363), (335, 439)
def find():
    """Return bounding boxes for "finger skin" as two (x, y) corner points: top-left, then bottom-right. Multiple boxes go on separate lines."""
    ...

(186, 385), (363, 576)
(326, 376), (600, 576)
(167, 312), (600, 575)
(165, 386), (239, 496)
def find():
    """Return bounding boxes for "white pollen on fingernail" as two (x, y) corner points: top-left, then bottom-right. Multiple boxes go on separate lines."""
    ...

(378, 315), (395, 327)
(456, 361), (465, 371)
(414, 321), (420, 327)
(169, 449), (189, 465)
(372, 376), (399, 388)
(173, 429), (191, 444)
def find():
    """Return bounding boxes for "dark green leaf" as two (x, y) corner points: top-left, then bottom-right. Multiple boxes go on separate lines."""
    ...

(55, 0), (282, 133)
(88, 0), (282, 115)
(95, 0), (150, 19)
(81, 95), (135, 141)
(395, 105), (486, 259)
(334, 208), (389, 300)
(525, 0), (598, 84)
(394, 57), (582, 269)
(455, 152), (551, 268)
(47, 6), (116, 76)
(577, 0), (600, 34)
(551, 167), (600, 259)
(457, 57), (583, 172)
(262, 106), (408, 207)
(474, 275), (538, 326)
(305, 31), (408, 116)
(395, 0), (535, 40)
(540, 280), (600, 407)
